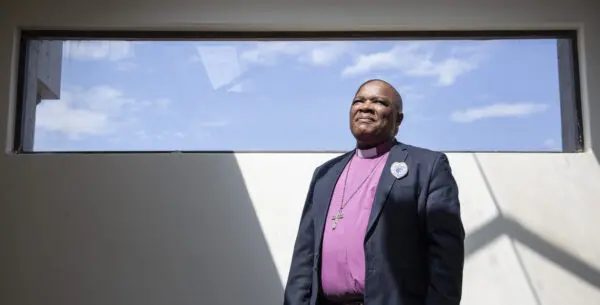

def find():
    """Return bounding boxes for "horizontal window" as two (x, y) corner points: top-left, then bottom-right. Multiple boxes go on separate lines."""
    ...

(14, 31), (582, 153)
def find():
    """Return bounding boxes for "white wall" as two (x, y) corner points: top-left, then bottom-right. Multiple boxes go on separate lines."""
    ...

(1, 1), (600, 304)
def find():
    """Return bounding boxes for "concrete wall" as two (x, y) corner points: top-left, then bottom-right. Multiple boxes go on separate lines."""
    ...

(35, 40), (63, 101)
(18, 40), (62, 151)
(1, 0), (599, 304)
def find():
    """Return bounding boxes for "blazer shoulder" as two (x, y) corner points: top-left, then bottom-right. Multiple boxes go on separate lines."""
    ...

(403, 143), (445, 165)
(313, 150), (353, 176)
(402, 143), (457, 185)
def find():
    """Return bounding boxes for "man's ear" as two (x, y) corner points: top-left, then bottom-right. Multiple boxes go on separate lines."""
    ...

(394, 112), (404, 135)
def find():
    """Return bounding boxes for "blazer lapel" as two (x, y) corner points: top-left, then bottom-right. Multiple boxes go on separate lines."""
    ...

(365, 141), (408, 239)
(314, 151), (353, 248)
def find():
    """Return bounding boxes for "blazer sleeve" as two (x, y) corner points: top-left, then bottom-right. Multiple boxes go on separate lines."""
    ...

(425, 153), (465, 305)
(283, 167), (319, 305)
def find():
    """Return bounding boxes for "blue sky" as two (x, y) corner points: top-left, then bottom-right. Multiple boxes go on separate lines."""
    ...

(33, 38), (562, 152)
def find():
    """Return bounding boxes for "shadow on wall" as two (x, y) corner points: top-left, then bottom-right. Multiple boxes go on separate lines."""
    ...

(0, 154), (282, 305)
(465, 154), (600, 303)
(465, 215), (600, 292)
(593, 143), (600, 167)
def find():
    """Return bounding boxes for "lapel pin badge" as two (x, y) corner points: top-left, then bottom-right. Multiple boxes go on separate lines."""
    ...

(390, 162), (408, 179)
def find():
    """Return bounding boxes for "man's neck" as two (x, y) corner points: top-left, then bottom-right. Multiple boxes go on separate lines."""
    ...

(356, 138), (395, 158)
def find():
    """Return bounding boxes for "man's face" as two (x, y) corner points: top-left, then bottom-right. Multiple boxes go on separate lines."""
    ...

(349, 81), (402, 147)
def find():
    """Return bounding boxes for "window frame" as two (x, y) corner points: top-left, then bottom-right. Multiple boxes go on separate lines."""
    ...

(13, 29), (584, 154)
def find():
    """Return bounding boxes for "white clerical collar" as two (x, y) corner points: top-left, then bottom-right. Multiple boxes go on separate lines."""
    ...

(356, 146), (379, 158)
(356, 139), (394, 159)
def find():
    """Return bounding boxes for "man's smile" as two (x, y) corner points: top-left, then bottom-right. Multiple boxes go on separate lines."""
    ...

(356, 116), (376, 123)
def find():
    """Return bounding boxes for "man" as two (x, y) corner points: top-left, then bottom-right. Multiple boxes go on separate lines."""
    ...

(283, 79), (465, 305)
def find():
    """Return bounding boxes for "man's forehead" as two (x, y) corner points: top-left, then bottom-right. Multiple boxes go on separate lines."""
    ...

(354, 80), (403, 111)
(354, 93), (392, 100)
(355, 83), (396, 99)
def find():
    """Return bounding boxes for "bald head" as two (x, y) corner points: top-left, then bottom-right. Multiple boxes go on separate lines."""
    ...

(356, 79), (403, 113)
(349, 79), (405, 149)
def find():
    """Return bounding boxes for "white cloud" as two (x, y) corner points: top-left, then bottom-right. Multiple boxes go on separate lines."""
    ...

(342, 42), (484, 86)
(240, 41), (351, 67)
(36, 100), (112, 139)
(154, 98), (171, 108)
(130, 97), (171, 111)
(63, 41), (134, 61)
(36, 85), (223, 145)
(396, 85), (425, 103)
(36, 86), (161, 139)
(81, 86), (136, 112)
(135, 130), (186, 141)
(301, 43), (351, 66)
(195, 43), (348, 92)
(450, 103), (549, 123)
(240, 42), (301, 65)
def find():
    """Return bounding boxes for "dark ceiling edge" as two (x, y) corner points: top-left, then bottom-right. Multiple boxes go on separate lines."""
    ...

(19, 29), (577, 41)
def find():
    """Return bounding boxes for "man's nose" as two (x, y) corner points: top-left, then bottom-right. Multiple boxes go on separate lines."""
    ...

(358, 100), (376, 112)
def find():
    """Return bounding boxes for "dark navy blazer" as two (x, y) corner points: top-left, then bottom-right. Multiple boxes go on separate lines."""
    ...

(283, 141), (465, 305)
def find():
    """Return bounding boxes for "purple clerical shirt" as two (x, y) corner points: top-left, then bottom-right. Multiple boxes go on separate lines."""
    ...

(321, 142), (392, 300)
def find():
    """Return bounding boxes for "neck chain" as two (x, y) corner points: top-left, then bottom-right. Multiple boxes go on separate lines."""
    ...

(331, 154), (386, 230)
